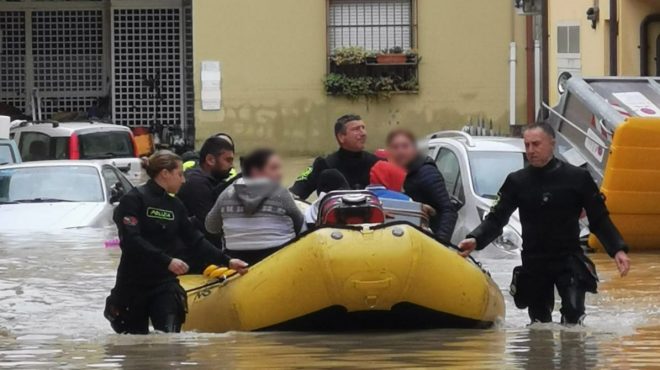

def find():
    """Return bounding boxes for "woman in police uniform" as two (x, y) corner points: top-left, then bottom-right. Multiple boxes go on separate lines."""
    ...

(105, 150), (248, 334)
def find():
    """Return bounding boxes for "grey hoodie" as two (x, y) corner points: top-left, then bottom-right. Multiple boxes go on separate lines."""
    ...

(205, 178), (304, 251)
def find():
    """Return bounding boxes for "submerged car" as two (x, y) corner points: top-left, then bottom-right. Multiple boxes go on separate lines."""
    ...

(0, 161), (133, 231)
(425, 131), (526, 256)
(10, 121), (143, 184)
(0, 138), (21, 166)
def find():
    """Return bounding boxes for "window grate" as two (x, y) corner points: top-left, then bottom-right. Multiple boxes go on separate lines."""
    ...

(112, 8), (183, 128)
(328, 0), (412, 52)
(32, 10), (105, 94)
(0, 11), (27, 112)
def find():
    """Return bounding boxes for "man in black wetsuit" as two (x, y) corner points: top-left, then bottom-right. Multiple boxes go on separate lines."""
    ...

(177, 136), (235, 248)
(290, 114), (381, 199)
(458, 122), (631, 325)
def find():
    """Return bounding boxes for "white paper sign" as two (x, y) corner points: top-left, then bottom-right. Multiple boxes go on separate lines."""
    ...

(612, 92), (660, 117)
(201, 61), (221, 110)
(584, 128), (606, 163)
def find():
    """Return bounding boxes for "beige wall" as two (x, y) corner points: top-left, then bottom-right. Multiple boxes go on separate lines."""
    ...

(549, 0), (660, 104)
(193, 0), (528, 155)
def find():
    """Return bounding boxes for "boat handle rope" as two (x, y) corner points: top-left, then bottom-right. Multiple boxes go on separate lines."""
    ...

(185, 276), (230, 294)
(542, 102), (610, 149)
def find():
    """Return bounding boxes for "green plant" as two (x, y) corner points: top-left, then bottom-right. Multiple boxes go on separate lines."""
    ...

(324, 73), (375, 100)
(385, 46), (404, 54)
(398, 77), (419, 91)
(331, 46), (368, 65)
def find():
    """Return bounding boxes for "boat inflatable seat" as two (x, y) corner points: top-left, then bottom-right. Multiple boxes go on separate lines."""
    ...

(317, 190), (385, 226)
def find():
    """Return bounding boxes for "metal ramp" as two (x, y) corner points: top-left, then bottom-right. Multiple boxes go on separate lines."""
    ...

(548, 77), (660, 250)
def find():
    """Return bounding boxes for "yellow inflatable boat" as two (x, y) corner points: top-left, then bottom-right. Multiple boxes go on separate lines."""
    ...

(179, 223), (505, 332)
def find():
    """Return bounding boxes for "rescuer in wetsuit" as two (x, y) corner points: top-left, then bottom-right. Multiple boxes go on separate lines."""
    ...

(105, 150), (248, 334)
(289, 114), (382, 200)
(458, 122), (631, 325)
(178, 135), (236, 253)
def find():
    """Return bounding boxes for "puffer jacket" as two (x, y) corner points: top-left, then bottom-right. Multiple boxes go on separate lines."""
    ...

(404, 156), (458, 243)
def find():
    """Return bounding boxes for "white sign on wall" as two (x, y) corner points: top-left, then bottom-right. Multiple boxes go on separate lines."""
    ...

(201, 61), (222, 111)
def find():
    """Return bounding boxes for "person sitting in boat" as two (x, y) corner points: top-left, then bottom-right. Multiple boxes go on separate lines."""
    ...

(386, 129), (458, 244)
(367, 160), (411, 201)
(105, 150), (248, 335)
(290, 114), (382, 200)
(206, 148), (304, 265)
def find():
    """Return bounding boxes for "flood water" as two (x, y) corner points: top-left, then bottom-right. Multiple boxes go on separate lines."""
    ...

(1, 159), (659, 369)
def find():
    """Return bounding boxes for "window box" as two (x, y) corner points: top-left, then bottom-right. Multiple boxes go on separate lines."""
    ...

(376, 53), (407, 65)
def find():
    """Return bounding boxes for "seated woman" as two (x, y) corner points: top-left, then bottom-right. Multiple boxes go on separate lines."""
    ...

(206, 149), (304, 265)
(386, 129), (458, 244)
(367, 160), (411, 201)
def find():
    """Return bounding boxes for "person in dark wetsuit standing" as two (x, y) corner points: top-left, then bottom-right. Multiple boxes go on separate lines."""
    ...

(105, 150), (248, 335)
(458, 122), (631, 325)
(177, 135), (235, 250)
(289, 114), (381, 200)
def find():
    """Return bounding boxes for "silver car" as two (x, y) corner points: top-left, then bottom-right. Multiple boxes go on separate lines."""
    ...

(0, 161), (133, 231)
(425, 131), (526, 257)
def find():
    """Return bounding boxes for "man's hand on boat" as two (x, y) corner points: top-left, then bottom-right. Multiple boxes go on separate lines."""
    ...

(614, 251), (631, 277)
(458, 238), (477, 258)
(229, 259), (250, 275)
(169, 258), (190, 275)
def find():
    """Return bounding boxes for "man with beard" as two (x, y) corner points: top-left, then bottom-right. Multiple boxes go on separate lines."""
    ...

(177, 135), (235, 249)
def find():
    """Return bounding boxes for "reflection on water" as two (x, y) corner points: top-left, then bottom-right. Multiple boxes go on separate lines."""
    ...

(0, 158), (659, 368)
(1, 228), (659, 369)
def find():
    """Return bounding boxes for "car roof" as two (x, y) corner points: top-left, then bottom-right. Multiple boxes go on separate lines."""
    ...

(13, 121), (131, 134)
(428, 135), (524, 152)
(0, 160), (103, 170)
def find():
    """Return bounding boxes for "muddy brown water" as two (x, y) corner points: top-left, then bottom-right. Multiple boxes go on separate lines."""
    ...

(1, 158), (659, 369)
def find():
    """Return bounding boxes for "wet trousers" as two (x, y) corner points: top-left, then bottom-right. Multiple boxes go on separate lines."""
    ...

(106, 281), (187, 334)
(523, 255), (590, 325)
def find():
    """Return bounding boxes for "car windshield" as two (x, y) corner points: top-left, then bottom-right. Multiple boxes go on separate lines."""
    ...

(468, 151), (525, 199)
(0, 144), (16, 165)
(79, 131), (134, 159)
(0, 166), (104, 203)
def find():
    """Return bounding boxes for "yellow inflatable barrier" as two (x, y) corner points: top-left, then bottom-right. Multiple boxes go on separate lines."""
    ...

(179, 223), (504, 332)
(591, 117), (660, 250)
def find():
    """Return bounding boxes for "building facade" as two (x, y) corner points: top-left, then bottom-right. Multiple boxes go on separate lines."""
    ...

(193, 0), (530, 154)
(548, 0), (660, 104)
(0, 0), (531, 155)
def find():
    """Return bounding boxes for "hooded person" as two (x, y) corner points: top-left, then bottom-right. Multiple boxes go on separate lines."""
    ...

(205, 149), (304, 265)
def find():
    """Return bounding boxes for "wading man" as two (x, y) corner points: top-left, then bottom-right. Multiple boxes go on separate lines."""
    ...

(458, 122), (631, 325)
(290, 114), (381, 200)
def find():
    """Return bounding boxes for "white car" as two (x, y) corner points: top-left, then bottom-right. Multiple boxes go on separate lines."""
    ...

(0, 161), (133, 231)
(425, 131), (526, 256)
(10, 121), (143, 184)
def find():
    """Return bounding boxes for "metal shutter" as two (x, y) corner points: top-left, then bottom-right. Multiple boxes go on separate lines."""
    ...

(111, 7), (184, 129)
(0, 11), (27, 113)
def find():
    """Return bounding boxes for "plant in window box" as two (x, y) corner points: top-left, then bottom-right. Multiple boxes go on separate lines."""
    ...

(331, 46), (368, 66)
(324, 73), (375, 100)
(376, 46), (407, 64)
(398, 77), (419, 92)
(404, 49), (419, 63)
(365, 50), (378, 64)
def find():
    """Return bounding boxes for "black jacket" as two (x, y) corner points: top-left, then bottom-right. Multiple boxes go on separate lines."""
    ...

(404, 156), (458, 243)
(468, 158), (628, 260)
(290, 148), (381, 200)
(113, 180), (231, 288)
(177, 168), (236, 245)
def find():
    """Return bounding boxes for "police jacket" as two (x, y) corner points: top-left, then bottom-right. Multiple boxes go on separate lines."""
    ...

(113, 180), (231, 288)
(404, 155), (458, 243)
(468, 158), (628, 260)
(290, 148), (381, 200)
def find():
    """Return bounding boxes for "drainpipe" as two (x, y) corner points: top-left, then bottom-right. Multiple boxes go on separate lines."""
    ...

(534, 40), (542, 116)
(510, 42), (517, 127)
(541, 0), (549, 117)
(640, 14), (660, 76)
(609, 0), (618, 75)
(526, 16), (535, 123)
